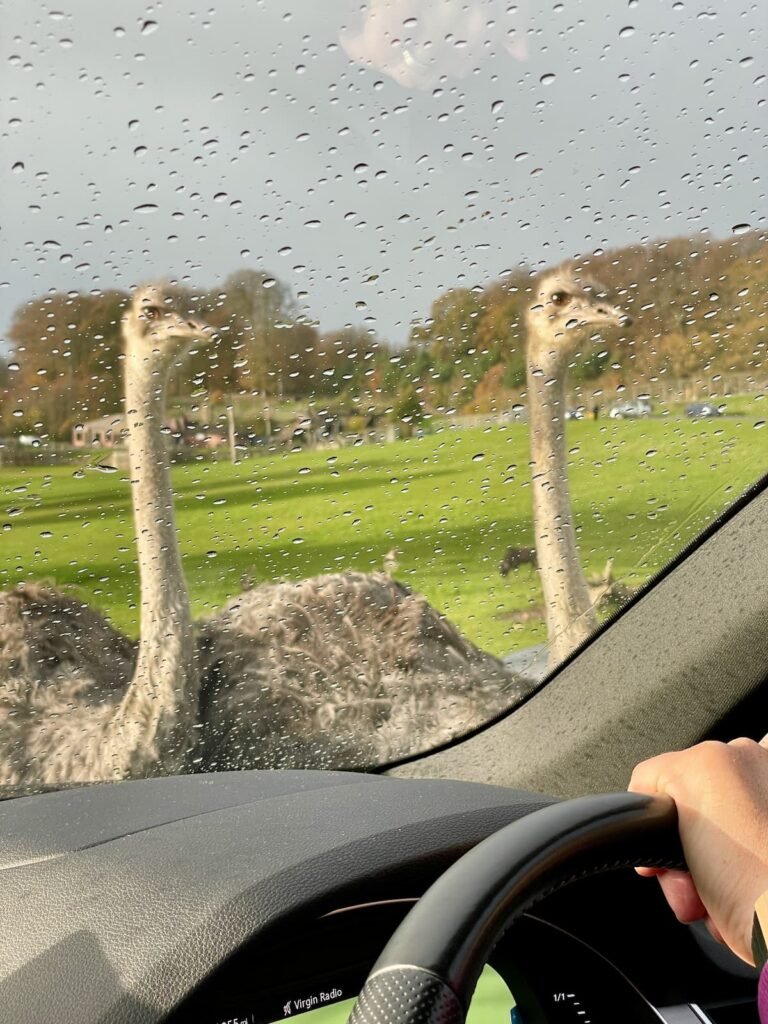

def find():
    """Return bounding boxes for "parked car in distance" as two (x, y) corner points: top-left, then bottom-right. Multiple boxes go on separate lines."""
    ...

(686, 401), (723, 419)
(608, 398), (652, 419)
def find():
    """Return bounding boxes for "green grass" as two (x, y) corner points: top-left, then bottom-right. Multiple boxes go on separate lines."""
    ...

(1, 417), (765, 656)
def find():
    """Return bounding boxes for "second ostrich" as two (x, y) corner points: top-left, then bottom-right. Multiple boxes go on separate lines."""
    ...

(524, 267), (629, 667)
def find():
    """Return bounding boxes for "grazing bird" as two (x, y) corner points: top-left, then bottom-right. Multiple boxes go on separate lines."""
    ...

(499, 546), (538, 577)
(0, 286), (525, 787)
(383, 548), (400, 576)
(525, 267), (630, 667)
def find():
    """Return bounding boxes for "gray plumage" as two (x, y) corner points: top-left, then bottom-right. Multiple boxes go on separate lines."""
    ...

(198, 572), (523, 768)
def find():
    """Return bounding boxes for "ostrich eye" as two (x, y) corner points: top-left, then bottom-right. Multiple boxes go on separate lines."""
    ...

(551, 291), (569, 306)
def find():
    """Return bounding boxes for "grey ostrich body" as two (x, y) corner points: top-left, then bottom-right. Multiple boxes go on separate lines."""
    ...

(199, 572), (520, 768)
(524, 268), (628, 667)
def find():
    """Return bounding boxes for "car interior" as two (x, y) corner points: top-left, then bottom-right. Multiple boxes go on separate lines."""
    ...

(2, 474), (767, 1023)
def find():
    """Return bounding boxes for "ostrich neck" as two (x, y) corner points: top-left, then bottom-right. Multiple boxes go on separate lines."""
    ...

(526, 329), (597, 664)
(106, 351), (197, 778)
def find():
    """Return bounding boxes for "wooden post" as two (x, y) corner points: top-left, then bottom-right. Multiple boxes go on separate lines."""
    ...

(226, 400), (237, 464)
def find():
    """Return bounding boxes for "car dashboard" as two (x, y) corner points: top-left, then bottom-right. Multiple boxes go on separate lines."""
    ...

(0, 771), (757, 1024)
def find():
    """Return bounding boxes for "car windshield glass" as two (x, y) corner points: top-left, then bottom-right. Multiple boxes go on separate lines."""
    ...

(1, 0), (766, 790)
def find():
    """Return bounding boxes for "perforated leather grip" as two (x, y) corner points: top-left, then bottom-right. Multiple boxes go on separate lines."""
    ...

(348, 793), (683, 1024)
(348, 967), (463, 1024)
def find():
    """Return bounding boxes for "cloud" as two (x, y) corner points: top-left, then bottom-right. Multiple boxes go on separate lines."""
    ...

(340, 0), (528, 90)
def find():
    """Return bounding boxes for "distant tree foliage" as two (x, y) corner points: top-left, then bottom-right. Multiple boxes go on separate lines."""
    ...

(1, 230), (766, 436)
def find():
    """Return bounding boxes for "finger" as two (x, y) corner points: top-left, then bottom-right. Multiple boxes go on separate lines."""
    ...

(628, 751), (679, 796)
(635, 866), (667, 878)
(656, 870), (708, 924)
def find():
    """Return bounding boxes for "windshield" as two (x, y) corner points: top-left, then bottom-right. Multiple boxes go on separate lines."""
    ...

(1, 0), (766, 790)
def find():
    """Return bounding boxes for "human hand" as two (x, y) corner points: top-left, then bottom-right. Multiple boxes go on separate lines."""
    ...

(629, 738), (768, 964)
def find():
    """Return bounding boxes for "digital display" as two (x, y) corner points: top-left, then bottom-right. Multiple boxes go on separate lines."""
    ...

(267, 965), (516, 1024)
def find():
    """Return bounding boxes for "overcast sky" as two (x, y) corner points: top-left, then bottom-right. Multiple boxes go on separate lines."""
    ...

(1, 0), (765, 350)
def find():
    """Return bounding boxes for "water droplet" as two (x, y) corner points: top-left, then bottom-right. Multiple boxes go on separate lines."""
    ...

(645, 449), (658, 458)
(40, 531), (53, 539)
(732, 223), (750, 235)
(540, 73), (556, 85)
(619, 25), (635, 38)
(7, 362), (19, 372)
(11, 162), (24, 173)
(134, 203), (158, 213)
(472, 453), (485, 462)
(755, 420), (766, 430)
(491, 100), (504, 113)
(354, 162), (369, 174)
(206, 550), (218, 559)
(141, 20), (158, 35)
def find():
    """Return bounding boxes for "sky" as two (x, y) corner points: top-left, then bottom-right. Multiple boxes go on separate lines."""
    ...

(1, 0), (766, 350)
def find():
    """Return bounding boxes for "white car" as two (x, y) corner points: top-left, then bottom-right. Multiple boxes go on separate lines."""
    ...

(609, 399), (652, 419)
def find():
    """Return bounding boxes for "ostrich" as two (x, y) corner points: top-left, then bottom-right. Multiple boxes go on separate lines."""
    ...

(0, 286), (523, 786)
(525, 267), (629, 667)
(0, 285), (211, 786)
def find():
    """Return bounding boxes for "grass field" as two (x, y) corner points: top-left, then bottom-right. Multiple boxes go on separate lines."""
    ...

(1, 417), (765, 656)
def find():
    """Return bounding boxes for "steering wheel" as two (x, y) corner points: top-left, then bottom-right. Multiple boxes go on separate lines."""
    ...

(348, 792), (684, 1024)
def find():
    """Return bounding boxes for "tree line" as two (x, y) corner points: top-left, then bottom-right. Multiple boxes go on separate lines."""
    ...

(1, 230), (766, 437)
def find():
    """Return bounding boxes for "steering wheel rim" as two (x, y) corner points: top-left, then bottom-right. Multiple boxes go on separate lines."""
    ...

(348, 792), (684, 1024)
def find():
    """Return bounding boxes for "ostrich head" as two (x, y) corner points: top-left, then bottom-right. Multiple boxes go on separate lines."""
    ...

(122, 284), (215, 377)
(525, 268), (631, 375)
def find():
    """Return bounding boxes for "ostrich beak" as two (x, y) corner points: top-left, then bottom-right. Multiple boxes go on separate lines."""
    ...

(185, 320), (218, 345)
(587, 303), (632, 329)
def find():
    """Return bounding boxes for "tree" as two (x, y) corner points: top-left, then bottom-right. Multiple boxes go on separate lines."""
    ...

(219, 269), (298, 395)
(4, 289), (127, 436)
